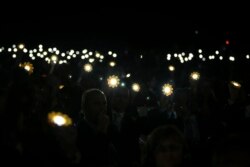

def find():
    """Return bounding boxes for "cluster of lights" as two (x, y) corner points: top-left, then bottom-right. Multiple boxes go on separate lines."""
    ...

(1, 43), (248, 95)
(1, 44), (250, 66)
(19, 62), (34, 74)
(2, 44), (120, 66)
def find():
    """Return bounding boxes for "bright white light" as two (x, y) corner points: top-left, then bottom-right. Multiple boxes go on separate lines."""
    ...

(31, 57), (35, 60)
(67, 56), (71, 60)
(215, 50), (219, 55)
(69, 50), (74, 55)
(8, 48), (12, 52)
(18, 44), (25, 49)
(76, 51), (80, 55)
(231, 81), (241, 88)
(88, 52), (93, 56)
(140, 55), (143, 59)
(51, 55), (58, 62)
(189, 53), (194, 57)
(181, 52), (185, 56)
(43, 51), (48, 56)
(107, 75), (120, 88)
(132, 83), (140, 92)
(109, 61), (116, 67)
(53, 115), (66, 126)
(198, 49), (202, 53)
(95, 52), (101, 58)
(23, 48), (28, 53)
(112, 53), (117, 58)
(55, 50), (60, 55)
(246, 55), (249, 59)
(168, 65), (175, 71)
(219, 56), (223, 60)
(82, 49), (88, 54)
(174, 53), (177, 57)
(81, 56), (85, 59)
(108, 51), (112, 55)
(83, 63), (93, 72)
(162, 84), (173, 96)
(100, 55), (104, 59)
(199, 54), (203, 59)
(61, 53), (65, 57)
(89, 58), (95, 63)
(229, 56), (235, 61)
(12, 54), (16, 58)
(13, 48), (18, 52)
(121, 82), (126, 87)
(190, 72), (200, 80)
(38, 44), (43, 48)
(24, 65), (31, 71)
(33, 49), (37, 53)
(126, 73), (131, 78)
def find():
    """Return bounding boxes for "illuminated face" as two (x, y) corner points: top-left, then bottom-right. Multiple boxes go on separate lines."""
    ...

(154, 137), (183, 167)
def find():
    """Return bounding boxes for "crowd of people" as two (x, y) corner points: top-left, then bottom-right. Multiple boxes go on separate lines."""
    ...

(0, 47), (250, 167)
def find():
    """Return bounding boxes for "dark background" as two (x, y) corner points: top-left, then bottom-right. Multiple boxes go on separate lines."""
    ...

(1, 5), (249, 53)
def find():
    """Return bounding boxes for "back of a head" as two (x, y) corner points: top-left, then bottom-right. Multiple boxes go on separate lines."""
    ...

(81, 88), (106, 111)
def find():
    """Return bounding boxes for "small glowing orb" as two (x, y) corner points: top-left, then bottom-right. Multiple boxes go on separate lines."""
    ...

(132, 83), (140, 92)
(51, 55), (58, 62)
(109, 61), (116, 67)
(168, 65), (175, 72)
(107, 75), (120, 88)
(190, 72), (200, 80)
(18, 43), (25, 49)
(231, 81), (241, 88)
(162, 83), (173, 96)
(48, 112), (72, 126)
(59, 85), (64, 89)
(83, 63), (93, 72)
(126, 73), (131, 78)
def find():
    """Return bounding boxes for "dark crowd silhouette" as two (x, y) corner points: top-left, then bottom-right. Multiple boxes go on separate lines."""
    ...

(0, 45), (250, 167)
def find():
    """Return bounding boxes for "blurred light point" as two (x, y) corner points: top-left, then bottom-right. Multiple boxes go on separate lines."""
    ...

(190, 72), (200, 80)
(83, 63), (93, 72)
(132, 83), (140, 92)
(162, 84), (173, 96)
(168, 65), (175, 72)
